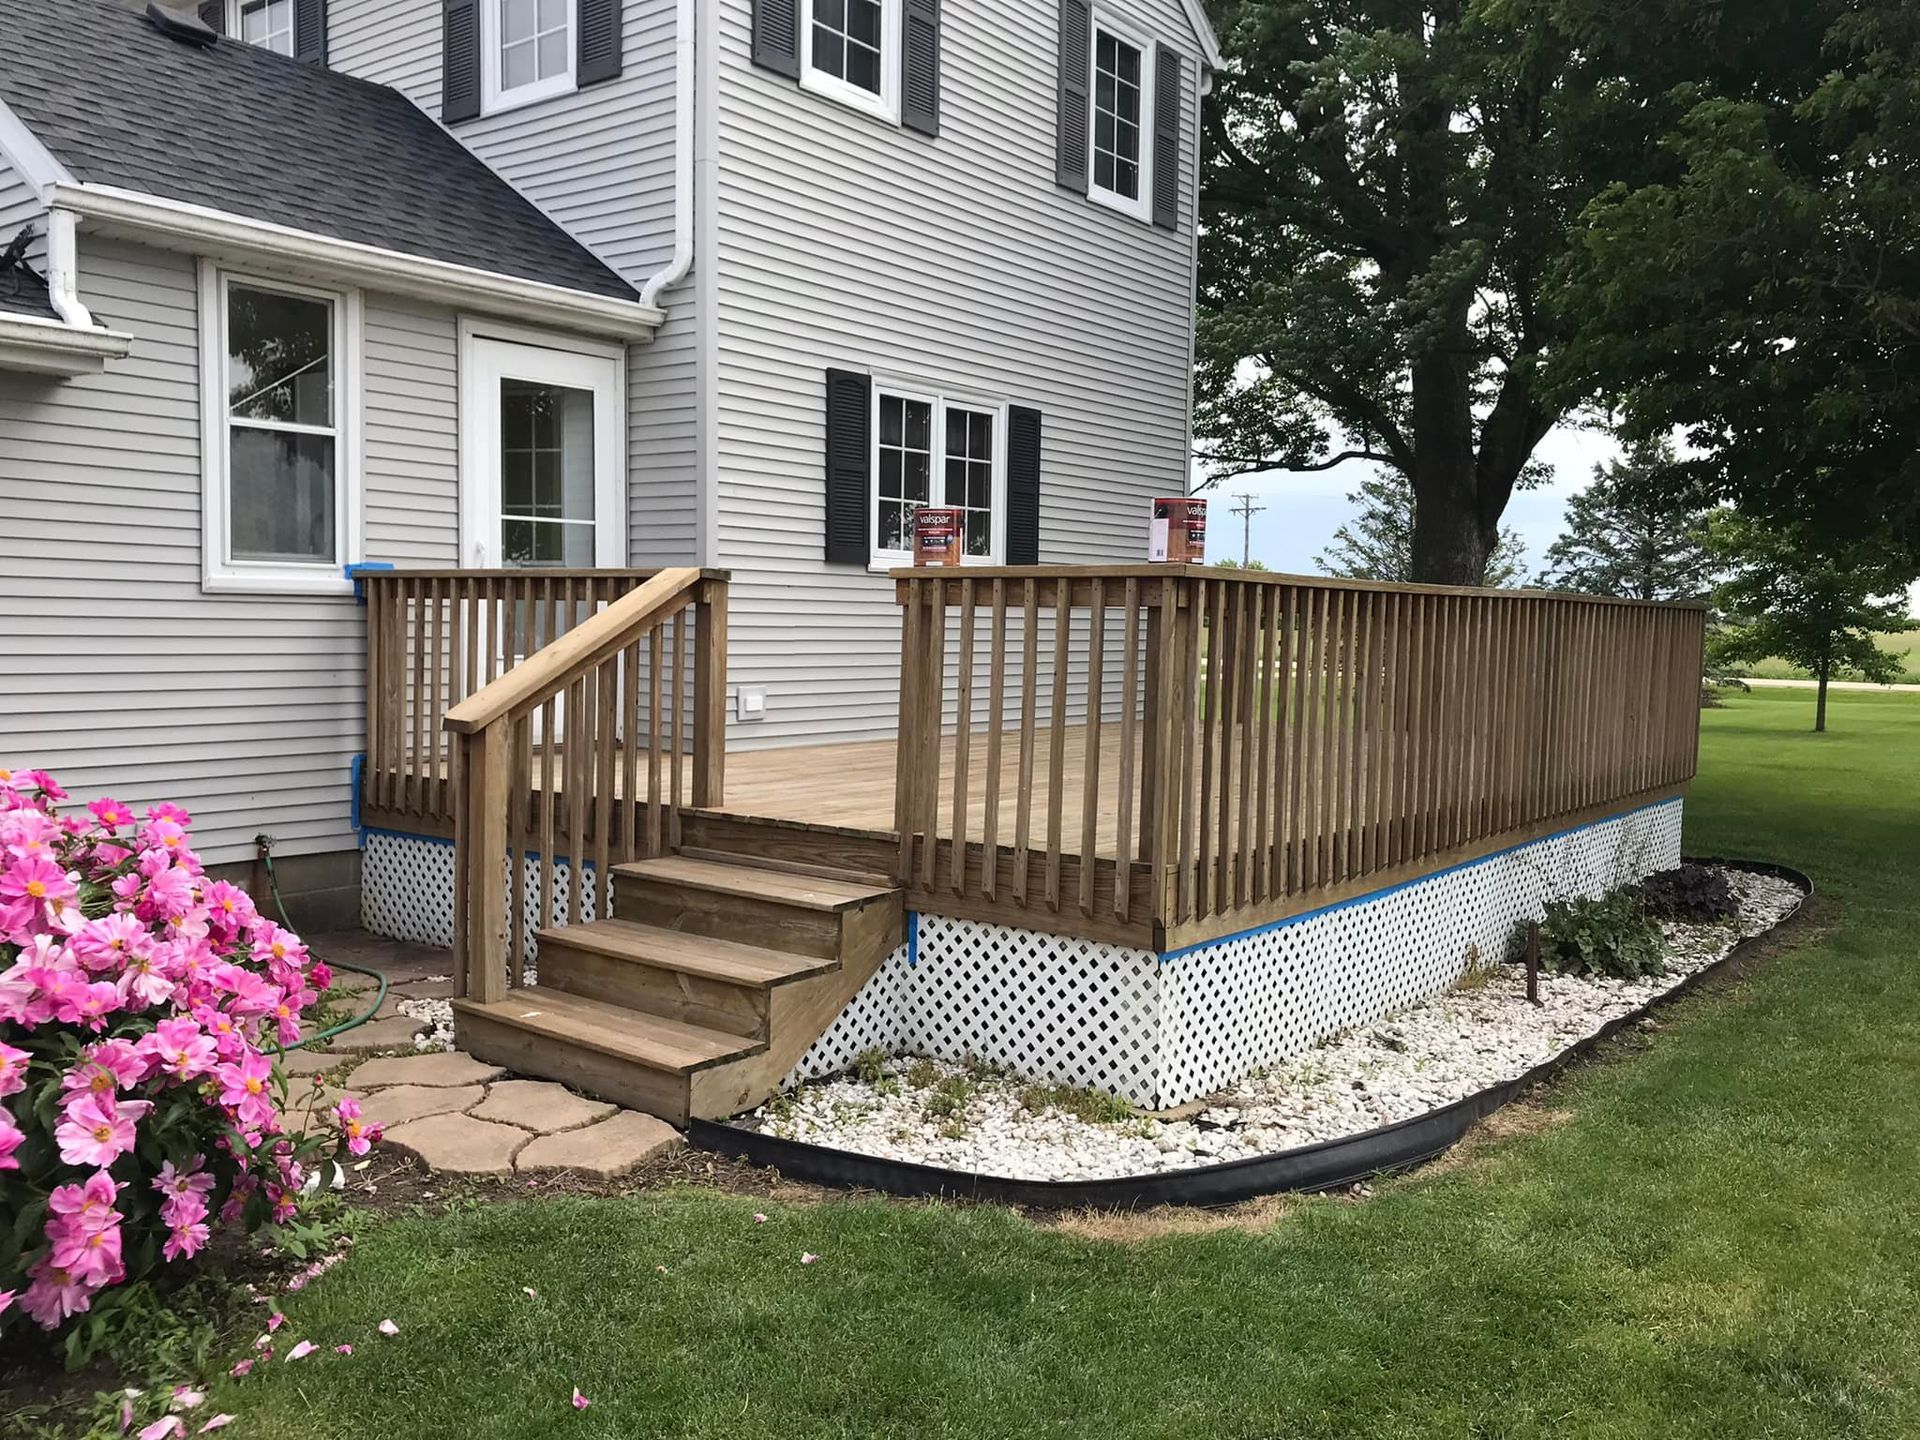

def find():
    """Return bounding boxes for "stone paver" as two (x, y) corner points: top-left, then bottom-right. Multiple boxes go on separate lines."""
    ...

(392, 977), (457, 1000)
(514, 1111), (682, 1177)
(348, 1051), (505, 1090)
(278, 1047), (346, 1078)
(383, 1113), (530, 1176)
(328, 1014), (431, 1054)
(470, 1080), (616, 1134)
(360, 1083), (487, 1130)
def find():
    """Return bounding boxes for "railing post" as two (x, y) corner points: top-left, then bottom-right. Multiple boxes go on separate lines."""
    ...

(692, 576), (728, 809)
(1141, 574), (1190, 933)
(457, 725), (511, 1004)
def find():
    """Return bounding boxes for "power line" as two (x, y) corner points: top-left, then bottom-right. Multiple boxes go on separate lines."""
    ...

(1229, 492), (1266, 567)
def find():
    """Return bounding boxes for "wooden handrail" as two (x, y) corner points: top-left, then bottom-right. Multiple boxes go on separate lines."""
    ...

(446, 568), (724, 734)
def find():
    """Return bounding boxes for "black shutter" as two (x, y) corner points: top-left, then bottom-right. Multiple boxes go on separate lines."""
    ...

(1054, 0), (1091, 193)
(294, 0), (328, 66)
(824, 369), (872, 565)
(1007, 406), (1042, 565)
(197, 0), (224, 33)
(900, 0), (941, 137)
(442, 0), (481, 122)
(752, 0), (800, 79)
(1152, 48), (1183, 229)
(578, 0), (622, 85)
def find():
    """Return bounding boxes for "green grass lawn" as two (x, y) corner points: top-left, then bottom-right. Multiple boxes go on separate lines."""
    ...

(1743, 629), (1920, 684)
(212, 689), (1920, 1440)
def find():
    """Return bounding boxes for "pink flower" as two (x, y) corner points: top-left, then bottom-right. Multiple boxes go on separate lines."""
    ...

(136, 1418), (183, 1440)
(215, 1052), (276, 1130)
(147, 801), (192, 826)
(73, 912), (153, 973)
(170, 1385), (206, 1411)
(335, 1343), (353, 1355)
(1, 853), (77, 910)
(71, 979), (125, 1031)
(800, 1252), (819, 1265)
(0, 1111), (23, 1172)
(20, 1259), (96, 1327)
(49, 1169), (124, 1234)
(228, 1358), (254, 1379)
(284, 1339), (316, 1362)
(377, 1319), (398, 1336)
(572, 1388), (590, 1411)
(752, 1213), (768, 1224)
(54, 1092), (150, 1166)
(162, 1218), (210, 1262)
(199, 1418), (234, 1434)
(140, 1019), (218, 1082)
(334, 1095), (380, 1156)
(87, 795), (134, 830)
(0, 1040), (31, 1098)
(267, 1310), (286, 1332)
(0, 1289), (12, 1317)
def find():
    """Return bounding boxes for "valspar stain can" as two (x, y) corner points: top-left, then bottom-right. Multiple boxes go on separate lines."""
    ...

(1149, 497), (1207, 563)
(914, 506), (963, 567)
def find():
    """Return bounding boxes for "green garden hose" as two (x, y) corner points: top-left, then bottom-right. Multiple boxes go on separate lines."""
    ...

(256, 839), (390, 1053)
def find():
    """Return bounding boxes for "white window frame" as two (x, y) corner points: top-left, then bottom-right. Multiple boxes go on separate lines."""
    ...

(1087, 9), (1157, 224)
(481, 0), (578, 118)
(227, 0), (295, 55)
(800, 0), (901, 124)
(198, 261), (362, 596)
(456, 317), (626, 569)
(867, 378), (1008, 570)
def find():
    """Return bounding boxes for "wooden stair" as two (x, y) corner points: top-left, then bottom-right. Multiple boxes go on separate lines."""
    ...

(452, 855), (903, 1126)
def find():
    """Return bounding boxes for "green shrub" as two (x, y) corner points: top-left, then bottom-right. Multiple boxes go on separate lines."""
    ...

(1633, 863), (1738, 923)
(1531, 891), (1667, 980)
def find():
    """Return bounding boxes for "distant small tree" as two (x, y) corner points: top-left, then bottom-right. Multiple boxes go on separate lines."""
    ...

(1318, 471), (1526, 587)
(1539, 441), (1718, 601)
(1707, 515), (1916, 732)
(1211, 557), (1270, 571)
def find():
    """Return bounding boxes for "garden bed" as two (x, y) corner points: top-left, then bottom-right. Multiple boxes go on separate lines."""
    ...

(695, 862), (1808, 1206)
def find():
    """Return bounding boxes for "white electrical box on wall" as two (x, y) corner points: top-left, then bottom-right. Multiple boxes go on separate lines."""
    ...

(736, 686), (767, 721)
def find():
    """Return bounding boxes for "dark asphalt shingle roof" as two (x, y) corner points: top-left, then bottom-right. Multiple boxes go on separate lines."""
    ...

(0, 0), (637, 302)
(0, 262), (59, 321)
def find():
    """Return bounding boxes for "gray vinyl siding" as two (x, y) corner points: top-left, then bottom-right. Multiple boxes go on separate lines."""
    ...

(330, 0), (699, 571)
(0, 155), (45, 274)
(0, 238), (466, 865)
(709, 0), (1202, 747)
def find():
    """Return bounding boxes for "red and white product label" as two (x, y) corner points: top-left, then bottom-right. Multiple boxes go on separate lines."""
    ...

(1149, 497), (1207, 563)
(914, 507), (963, 567)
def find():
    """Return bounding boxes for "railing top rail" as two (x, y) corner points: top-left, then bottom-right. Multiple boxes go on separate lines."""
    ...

(888, 563), (1708, 611)
(443, 567), (726, 734)
(360, 567), (675, 581)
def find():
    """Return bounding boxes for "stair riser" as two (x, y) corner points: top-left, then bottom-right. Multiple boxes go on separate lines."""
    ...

(456, 1009), (694, 1128)
(611, 874), (845, 960)
(540, 942), (770, 1040)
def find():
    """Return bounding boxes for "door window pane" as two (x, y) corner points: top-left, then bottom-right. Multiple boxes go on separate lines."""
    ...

(500, 378), (596, 568)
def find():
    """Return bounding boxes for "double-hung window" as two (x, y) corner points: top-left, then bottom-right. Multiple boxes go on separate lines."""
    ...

(871, 384), (1005, 565)
(200, 266), (361, 594)
(802, 0), (899, 122)
(1087, 11), (1155, 221)
(484, 0), (576, 114)
(236, 0), (295, 54)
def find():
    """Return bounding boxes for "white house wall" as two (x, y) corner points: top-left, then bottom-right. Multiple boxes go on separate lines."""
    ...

(0, 237), (466, 864)
(709, 0), (1204, 748)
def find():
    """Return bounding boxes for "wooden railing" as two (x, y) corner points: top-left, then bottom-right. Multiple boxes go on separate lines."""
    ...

(894, 566), (1706, 946)
(427, 568), (728, 1001)
(362, 570), (661, 828)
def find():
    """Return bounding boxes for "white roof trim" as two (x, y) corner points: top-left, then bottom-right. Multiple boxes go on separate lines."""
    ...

(0, 311), (134, 376)
(1179, 0), (1224, 69)
(0, 97), (74, 205)
(48, 182), (663, 340)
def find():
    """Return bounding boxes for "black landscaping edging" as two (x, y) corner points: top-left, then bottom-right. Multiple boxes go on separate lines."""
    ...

(690, 860), (1812, 1210)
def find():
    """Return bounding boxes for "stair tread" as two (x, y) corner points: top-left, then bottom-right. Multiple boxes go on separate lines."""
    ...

(612, 855), (898, 913)
(537, 918), (838, 986)
(451, 986), (762, 1073)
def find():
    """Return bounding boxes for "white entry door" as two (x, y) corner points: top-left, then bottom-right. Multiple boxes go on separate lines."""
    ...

(459, 326), (625, 570)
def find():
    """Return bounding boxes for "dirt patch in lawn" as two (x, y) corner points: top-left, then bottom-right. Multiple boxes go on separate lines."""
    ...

(1041, 1192), (1302, 1242)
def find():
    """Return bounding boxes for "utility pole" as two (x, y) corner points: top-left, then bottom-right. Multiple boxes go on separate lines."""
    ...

(1229, 492), (1265, 568)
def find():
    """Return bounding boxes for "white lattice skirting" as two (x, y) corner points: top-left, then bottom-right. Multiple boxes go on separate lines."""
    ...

(789, 798), (1684, 1108)
(361, 799), (1683, 1110)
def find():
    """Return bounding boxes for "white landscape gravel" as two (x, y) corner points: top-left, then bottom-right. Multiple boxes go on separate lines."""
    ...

(741, 867), (1805, 1182)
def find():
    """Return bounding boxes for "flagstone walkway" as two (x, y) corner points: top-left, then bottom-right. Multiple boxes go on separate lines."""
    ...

(297, 930), (683, 1179)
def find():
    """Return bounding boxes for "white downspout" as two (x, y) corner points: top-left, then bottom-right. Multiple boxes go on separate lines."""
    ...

(45, 208), (96, 328)
(638, 0), (695, 310)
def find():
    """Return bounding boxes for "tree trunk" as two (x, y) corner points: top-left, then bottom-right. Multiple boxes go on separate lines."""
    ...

(1815, 657), (1830, 732)
(1406, 339), (1489, 585)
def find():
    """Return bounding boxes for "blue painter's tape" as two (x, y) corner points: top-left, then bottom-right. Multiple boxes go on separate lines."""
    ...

(348, 753), (365, 841)
(907, 911), (920, 968)
(1157, 796), (1684, 964)
(345, 560), (395, 603)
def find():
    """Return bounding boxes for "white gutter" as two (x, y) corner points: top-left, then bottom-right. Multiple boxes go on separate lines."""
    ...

(638, 0), (695, 310)
(0, 310), (134, 375)
(48, 182), (665, 339)
(44, 208), (96, 328)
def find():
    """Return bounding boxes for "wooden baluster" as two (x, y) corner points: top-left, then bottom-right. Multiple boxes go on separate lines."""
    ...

(668, 611), (686, 850)
(1374, 592), (1401, 872)
(1251, 585), (1274, 903)
(692, 580), (727, 809)
(981, 580), (1008, 903)
(1301, 587), (1329, 888)
(508, 713), (530, 976)
(894, 581), (925, 879)
(427, 577), (444, 817)
(1346, 592), (1373, 881)
(1013, 579), (1038, 904)
(1113, 578), (1141, 922)
(1271, 586), (1298, 895)
(1044, 579), (1069, 910)
(566, 657), (588, 926)
(593, 653), (617, 919)
(647, 623), (665, 858)
(921, 581), (947, 893)
(1333, 590), (1358, 884)
(1195, 579), (1220, 918)
(1078, 578), (1105, 917)
(364, 581), (383, 815)
(951, 578), (976, 896)
(1216, 580), (1245, 913)
(1176, 578), (1202, 921)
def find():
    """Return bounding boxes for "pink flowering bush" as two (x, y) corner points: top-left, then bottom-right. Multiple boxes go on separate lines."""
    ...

(0, 767), (378, 1344)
